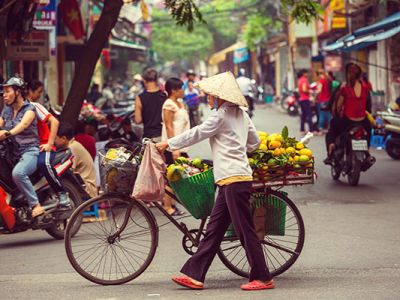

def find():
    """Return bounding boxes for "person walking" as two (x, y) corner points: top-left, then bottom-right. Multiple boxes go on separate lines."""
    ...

(297, 69), (313, 134)
(236, 68), (255, 117)
(134, 68), (167, 142)
(315, 70), (331, 133)
(156, 71), (274, 291)
(161, 77), (189, 216)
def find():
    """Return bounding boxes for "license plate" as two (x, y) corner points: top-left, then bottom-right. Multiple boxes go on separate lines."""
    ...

(351, 140), (368, 151)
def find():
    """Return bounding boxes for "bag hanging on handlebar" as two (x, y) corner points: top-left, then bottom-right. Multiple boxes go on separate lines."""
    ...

(132, 143), (166, 202)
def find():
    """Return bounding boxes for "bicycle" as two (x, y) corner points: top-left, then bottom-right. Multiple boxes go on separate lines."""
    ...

(64, 143), (306, 285)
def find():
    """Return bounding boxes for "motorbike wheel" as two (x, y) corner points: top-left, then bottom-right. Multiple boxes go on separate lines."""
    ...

(45, 179), (83, 240)
(347, 153), (361, 186)
(386, 139), (400, 160)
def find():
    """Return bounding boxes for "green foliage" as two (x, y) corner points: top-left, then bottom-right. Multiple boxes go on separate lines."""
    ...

(279, 0), (322, 24)
(243, 13), (273, 50)
(165, 0), (323, 31)
(151, 10), (213, 63)
(164, 0), (205, 32)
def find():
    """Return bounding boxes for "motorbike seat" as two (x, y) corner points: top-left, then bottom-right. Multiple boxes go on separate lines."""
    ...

(53, 149), (73, 165)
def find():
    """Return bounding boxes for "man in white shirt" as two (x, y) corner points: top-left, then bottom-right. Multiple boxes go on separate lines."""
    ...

(236, 68), (255, 117)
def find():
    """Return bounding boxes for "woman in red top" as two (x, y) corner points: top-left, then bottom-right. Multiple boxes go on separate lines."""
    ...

(316, 69), (331, 132)
(336, 63), (371, 134)
(297, 69), (313, 134)
(324, 63), (371, 163)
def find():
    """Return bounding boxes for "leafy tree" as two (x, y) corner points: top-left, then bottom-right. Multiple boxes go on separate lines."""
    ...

(164, 0), (322, 31)
(151, 10), (213, 63)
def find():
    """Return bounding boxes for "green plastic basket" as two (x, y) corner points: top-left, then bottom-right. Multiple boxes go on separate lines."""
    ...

(169, 169), (215, 219)
(225, 191), (287, 237)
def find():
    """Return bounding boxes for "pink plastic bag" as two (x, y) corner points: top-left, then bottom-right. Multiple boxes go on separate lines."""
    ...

(132, 143), (166, 202)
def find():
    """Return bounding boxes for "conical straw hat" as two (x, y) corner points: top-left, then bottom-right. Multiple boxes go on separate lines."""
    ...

(196, 71), (248, 107)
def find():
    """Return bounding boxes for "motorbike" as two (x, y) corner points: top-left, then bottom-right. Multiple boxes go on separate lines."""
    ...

(378, 109), (400, 159)
(0, 138), (83, 239)
(281, 89), (299, 116)
(330, 125), (376, 186)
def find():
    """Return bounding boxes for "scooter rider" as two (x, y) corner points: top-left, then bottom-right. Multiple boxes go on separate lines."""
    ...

(0, 77), (43, 218)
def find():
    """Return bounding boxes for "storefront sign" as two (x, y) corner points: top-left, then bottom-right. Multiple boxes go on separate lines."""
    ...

(33, 0), (57, 56)
(324, 55), (343, 72)
(330, 0), (346, 29)
(5, 31), (50, 61)
(233, 47), (249, 64)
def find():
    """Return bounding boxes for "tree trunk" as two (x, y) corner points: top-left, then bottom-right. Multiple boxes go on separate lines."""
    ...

(59, 0), (123, 127)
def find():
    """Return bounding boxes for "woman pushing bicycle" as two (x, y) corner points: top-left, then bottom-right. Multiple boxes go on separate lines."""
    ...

(156, 71), (275, 291)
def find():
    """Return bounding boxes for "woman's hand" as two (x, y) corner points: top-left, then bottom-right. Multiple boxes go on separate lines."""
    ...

(155, 141), (169, 153)
(172, 150), (181, 160)
(0, 130), (7, 141)
(40, 143), (53, 152)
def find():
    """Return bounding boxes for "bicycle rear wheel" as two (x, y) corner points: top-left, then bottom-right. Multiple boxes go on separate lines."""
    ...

(65, 194), (159, 285)
(217, 189), (305, 278)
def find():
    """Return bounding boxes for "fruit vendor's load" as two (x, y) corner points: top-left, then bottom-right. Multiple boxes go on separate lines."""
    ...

(166, 157), (215, 220)
(100, 147), (140, 192)
(249, 127), (315, 185)
(166, 157), (210, 182)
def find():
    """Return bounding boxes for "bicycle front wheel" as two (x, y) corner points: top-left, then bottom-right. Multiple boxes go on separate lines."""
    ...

(65, 194), (159, 285)
(218, 189), (305, 278)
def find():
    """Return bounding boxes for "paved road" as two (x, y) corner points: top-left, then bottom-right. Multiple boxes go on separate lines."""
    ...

(1, 104), (399, 300)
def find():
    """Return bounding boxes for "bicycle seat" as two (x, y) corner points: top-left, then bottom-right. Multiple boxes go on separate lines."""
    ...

(53, 149), (73, 165)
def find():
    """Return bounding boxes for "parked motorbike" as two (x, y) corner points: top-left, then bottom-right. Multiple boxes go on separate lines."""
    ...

(378, 109), (400, 159)
(330, 126), (376, 186)
(0, 138), (83, 239)
(281, 89), (299, 116)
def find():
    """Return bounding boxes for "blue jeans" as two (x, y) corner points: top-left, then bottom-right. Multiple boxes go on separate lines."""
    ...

(299, 100), (313, 132)
(317, 103), (331, 130)
(12, 148), (39, 207)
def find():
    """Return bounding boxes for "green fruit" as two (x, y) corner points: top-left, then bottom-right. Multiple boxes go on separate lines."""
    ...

(267, 158), (278, 165)
(175, 156), (189, 165)
(299, 155), (310, 162)
(191, 157), (202, 169)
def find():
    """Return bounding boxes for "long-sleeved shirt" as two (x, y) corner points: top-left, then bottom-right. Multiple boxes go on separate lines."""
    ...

(168, 102), (260, 183)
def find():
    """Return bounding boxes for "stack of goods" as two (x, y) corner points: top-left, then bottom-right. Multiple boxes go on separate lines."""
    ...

(100, 147), (139, 193)
(249, 127), (314, 184)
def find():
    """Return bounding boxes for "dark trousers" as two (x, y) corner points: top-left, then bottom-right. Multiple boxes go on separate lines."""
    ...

(37, 151), (64, 194)
(325, 116), (372, 152)
(180, 181), (271, 283)
(299, 100), (313, 132)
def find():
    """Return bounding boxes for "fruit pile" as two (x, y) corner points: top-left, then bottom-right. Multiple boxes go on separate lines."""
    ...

(166, 157), (210, 182)
(249, 127), (314, 181)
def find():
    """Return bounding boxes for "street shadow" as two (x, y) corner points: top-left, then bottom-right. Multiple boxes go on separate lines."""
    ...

(0, 237), (61, 249)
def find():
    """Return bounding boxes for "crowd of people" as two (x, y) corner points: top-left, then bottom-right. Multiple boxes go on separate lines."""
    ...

(295, 63), (374, 162)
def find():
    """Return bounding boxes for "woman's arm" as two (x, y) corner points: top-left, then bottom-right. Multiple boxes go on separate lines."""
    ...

(246, 118), (260, 152)
(163, 109), (175, 139)
(9, 111), (35, 135)
(168, 111), (222, 151)
(134, 96), (143, 124)
(41, 115), (59, 151)
(0, 117), (4, 128)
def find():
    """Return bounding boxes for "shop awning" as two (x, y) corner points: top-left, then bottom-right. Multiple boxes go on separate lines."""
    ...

(323, 12), (400, 52)
(208, 41), (246, 66)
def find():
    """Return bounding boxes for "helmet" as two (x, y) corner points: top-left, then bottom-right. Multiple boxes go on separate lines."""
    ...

(2, 77), (25, 89)
(186, 69), (196, 76)
(239, 68), (246, 76)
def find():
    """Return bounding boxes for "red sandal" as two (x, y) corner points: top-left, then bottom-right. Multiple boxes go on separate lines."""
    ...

(171, 276), (204, 290)
(240, 279), (275, 291)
